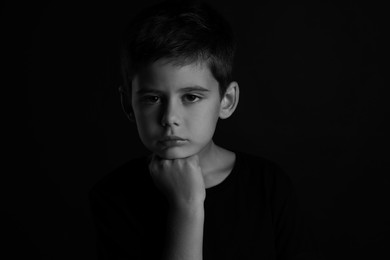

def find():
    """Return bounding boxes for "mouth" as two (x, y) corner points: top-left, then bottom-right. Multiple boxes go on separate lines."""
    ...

(158, 136), (188, 147)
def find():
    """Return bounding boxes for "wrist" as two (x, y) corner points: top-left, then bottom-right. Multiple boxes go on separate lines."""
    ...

(168, 193), (205, 209)
(170, 200), (205, 215)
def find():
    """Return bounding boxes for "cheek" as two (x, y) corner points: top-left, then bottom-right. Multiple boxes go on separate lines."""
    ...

(189, 105), (219, 136)
(135, 110), (159, 136)
(135, 106), (158, 124)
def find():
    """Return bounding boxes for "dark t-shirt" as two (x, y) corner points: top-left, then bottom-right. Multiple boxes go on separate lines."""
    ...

(89, 151), (320, 260)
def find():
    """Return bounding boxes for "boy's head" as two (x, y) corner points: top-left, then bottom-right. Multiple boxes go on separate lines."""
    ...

(120, 0), (236, 98)
(119, 1), (239, 159)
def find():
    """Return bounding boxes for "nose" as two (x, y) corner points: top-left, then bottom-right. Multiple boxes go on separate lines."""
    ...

(161, 98), (180, 127)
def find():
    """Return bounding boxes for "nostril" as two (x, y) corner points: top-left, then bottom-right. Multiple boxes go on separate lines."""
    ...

(161, 115), (179, 127)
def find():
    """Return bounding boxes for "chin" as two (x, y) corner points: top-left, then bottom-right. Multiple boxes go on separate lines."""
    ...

(155, 146), (197, 160)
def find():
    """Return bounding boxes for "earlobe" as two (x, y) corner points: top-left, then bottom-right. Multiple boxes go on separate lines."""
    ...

(219, 81), (239, 119)
(119, 85), (135, 122)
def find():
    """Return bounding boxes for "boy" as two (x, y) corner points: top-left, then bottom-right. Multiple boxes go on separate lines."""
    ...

(89, 1), (320, 259)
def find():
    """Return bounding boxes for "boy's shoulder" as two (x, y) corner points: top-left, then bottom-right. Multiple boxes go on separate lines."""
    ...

(235, 150), (282, 173)
(234, 150), (292, 186)
(89, 155), (150, 197)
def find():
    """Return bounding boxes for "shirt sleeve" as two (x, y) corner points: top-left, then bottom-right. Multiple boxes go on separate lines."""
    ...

(267, 163), (322, 260)
(88, 186), (146, 260)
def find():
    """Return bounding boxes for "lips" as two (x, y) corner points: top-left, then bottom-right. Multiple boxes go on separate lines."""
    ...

(160, 136), (186, 142)
(158, 136), (188, 147)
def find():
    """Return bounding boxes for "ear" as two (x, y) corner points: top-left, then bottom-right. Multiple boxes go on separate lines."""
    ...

(219, 81), (239, 119)
(118, 85), (135, 122)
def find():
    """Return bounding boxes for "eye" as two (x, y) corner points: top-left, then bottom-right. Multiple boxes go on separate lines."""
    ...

(140, 95), (160, 104)
(182, 94), (201, 103)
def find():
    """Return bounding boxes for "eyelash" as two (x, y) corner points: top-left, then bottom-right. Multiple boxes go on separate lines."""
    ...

(140, 96), (160, 104)
(183, 94), (201, 103)
(140, 94), (202, 104)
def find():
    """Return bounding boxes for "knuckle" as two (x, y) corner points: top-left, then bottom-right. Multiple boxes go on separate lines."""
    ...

(161, 160), (170, 167)
(173, 159), (182, 168)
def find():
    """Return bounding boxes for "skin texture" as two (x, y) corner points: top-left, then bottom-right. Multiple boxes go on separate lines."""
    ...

(132, 59), (221, 158)
(130, 58), (239, 175)
(149, 153), (206, 207)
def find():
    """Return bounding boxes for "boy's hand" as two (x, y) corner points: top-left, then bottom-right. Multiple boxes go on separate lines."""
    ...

(149, 154), (206, 208)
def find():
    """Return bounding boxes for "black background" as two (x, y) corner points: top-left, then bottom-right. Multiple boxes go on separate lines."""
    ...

(3, 0), (389, 259)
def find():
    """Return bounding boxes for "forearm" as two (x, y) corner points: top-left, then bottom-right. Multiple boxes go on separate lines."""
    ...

(163, 203), (205, 260)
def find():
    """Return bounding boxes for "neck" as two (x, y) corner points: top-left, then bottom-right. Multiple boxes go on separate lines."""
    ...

(196, 140), (221, 177)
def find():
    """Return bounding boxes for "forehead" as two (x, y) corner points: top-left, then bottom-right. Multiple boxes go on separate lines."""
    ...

(131, 59), (218, 92)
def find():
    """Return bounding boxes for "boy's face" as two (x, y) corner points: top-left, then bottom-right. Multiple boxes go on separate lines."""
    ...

(131, 59), (222, 159)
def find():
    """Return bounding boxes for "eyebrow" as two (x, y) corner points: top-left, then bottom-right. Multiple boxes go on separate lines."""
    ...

(136, 86), (210, 95)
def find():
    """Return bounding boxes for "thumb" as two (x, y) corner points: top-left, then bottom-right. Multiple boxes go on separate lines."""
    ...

(148, 153), (158, 175)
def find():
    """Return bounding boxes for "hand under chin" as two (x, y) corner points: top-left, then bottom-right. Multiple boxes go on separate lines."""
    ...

(155, 149), (197, 160)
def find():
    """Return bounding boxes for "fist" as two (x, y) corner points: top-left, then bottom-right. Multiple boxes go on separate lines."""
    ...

(149, 154), (206, 208)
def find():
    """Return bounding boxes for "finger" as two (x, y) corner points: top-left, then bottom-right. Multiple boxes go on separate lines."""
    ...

(148, 153), (160, 174)
(184, 154), (199, 166)
(149, 153), (170, 172)
(191, 154), (199, 163)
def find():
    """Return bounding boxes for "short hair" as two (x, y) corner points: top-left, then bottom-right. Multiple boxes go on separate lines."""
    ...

(120, 0), (236, 98)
